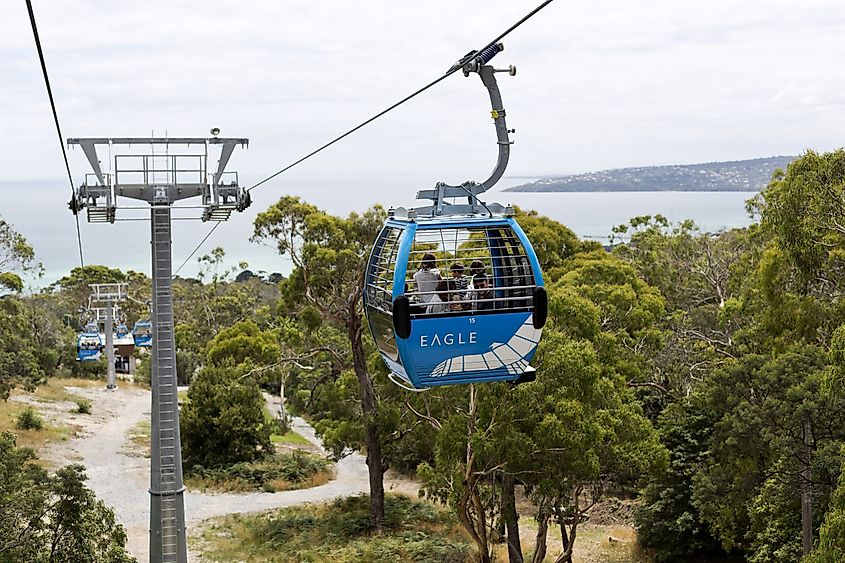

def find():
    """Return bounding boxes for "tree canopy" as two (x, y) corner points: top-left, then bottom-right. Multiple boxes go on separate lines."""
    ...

(0, 432), (134, 562)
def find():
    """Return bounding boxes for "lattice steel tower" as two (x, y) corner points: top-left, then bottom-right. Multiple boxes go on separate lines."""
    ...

(69, 136), (250, 562)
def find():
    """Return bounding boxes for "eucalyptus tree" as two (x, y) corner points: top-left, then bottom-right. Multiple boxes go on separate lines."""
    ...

(513, 208), (585, 272)
(692, 346), (845, 562)
(0, 217), (40, 294)
(636, 150), (845, 562)
(252, 196), (396, 529)
(416, 248), (666, 563)
(751, 150), (845, 555)
(613, 215), (760, 401)
(0, 432), (135, 562)
(0, 219), (45, 398)
(807, 447), (845, 563)
(520, 250), (666, 563)
(806, 330), (845, 562)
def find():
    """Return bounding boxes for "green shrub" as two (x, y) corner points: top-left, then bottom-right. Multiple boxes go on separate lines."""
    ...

(134, 356), (150, 386)
(73, 399), (92, 414)
(187, 450), (329, 491)
(181, 365), (271, 468)
(239, 495), (472, 562)
(176, 349), (200, 385)
(15, 407), (44, 430)
(269, 415), (290, 435)
(263, 513), (320, 543)
(0, 432), (134, 562)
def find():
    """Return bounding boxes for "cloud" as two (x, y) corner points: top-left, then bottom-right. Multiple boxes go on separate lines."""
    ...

(3, 0), (845, 278)
(4, 0), (845, 182)
(771, 84), (845, 110)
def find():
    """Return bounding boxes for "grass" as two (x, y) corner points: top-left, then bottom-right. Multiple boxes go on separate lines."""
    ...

(194, 494), (473, 563)
(185, 450), (333, 493)
(15, 407), (44, 430)
(569, 525), (651, 563)
(73, 399), (92, 414)
(263, 398), (310, 447)
(125, 419), (151, 458)
(30, 377), (101, 403)
(0, 378), (98, 450)
(505, 519), (652, 563)
(270, 429), (310, 446)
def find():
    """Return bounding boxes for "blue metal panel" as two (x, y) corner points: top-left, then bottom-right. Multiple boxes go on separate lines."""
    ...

(392, 223), (416, 300)
(381, 355), (410, 384)
(77, 331), (103, 362)
(398, 312), (540, 388)
(78, 351), (101, 362)
(133, 320), (153, 348)
(391, 224), (421, 383)
(135, 335), (152, 348)
(368, 216), (546, 389)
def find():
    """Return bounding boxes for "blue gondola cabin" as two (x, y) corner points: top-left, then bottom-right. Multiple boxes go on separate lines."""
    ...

(76, 323), (103, 362)
(364, 213), (547, 389)
(133, 320), (153, 348)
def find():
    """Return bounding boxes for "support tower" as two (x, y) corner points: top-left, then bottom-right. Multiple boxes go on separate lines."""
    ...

(69, 136), (250, 563)
(89, 282), (127, 389)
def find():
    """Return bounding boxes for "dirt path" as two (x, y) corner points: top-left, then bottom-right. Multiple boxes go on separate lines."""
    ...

(44, 385), (418, 562)
(39, 384), (646, 562)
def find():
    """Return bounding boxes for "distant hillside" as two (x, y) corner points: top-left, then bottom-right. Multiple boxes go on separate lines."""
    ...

(505, 156), (796, 192)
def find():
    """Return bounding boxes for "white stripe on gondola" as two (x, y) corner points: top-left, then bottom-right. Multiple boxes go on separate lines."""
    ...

(429, 318), (541, 377)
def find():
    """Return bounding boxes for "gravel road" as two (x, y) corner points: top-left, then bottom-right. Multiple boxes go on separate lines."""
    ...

(44, 385), (416, 562)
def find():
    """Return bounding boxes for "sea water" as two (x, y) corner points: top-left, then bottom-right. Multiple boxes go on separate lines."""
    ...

(2, 177), (757, 285)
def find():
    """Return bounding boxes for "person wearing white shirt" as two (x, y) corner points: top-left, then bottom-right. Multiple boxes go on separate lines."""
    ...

(413, 253), (441, 308)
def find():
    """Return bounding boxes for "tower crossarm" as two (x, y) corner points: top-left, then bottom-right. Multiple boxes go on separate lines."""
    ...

(67, 136), (250, 221)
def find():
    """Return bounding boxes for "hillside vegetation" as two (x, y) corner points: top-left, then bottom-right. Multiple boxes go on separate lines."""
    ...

(507, 155), (795, 192)
(3, 149), (845, 562)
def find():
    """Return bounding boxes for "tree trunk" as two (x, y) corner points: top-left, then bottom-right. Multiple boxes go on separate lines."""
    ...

(474, 487), (492, 563)
(456, 386), (492, 563)
(801, 419), (813, 555)
(554, 518), (575, 563)
(531, 503), (550, 563)
(502, 474), (524, 563)
(348, 310), (385, 531)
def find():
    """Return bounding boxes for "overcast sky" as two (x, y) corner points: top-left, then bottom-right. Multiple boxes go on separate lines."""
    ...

(2, 0), (845, 281)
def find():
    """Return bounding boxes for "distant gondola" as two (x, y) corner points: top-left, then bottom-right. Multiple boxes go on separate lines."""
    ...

(132, 320), (152, 348)
(76, 322), (103, 362)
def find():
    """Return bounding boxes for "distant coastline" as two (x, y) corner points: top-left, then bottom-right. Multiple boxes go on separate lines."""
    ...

(505, 155), (795, 193)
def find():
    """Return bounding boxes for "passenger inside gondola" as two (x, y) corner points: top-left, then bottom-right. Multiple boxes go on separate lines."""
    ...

(402, 226), (536, 318)
(472, 273), (494, 311)
(412, 253), (441, 308)
(469, 260), (488, 288)
(426, 280), (449, 314)
(447, 263), (469, 311)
